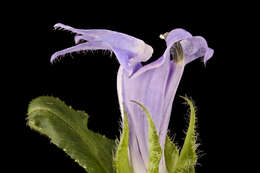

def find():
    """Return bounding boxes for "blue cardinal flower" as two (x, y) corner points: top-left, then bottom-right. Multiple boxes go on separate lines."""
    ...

(51, 23), (213, 173)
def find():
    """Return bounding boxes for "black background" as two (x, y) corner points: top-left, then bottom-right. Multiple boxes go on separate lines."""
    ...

(4, 1), (254, 173)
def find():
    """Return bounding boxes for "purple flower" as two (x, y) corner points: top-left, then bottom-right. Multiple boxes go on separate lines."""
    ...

(51, 23), (213, 173)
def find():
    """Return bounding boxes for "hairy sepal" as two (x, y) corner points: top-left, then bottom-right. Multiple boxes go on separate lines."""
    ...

(113, 111), (131, 173)
(131, 100), (162, 173)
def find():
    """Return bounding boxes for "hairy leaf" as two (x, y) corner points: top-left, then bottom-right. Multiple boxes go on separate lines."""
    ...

(27, 96), (115, 173)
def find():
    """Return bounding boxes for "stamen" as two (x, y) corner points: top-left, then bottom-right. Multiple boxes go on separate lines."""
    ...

(159, 32), (169, 40)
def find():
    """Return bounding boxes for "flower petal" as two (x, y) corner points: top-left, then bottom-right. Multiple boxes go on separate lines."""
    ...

(51, 23), (153, 75)
(118, 57), (174, 171)
(131, 28), (192, 78)
(165, 28), (214, 65)
(165, 29), (193, 47)
(180, 36), (214, 65)
(157, 28), (214, 149)
(50, 41), (111, 62)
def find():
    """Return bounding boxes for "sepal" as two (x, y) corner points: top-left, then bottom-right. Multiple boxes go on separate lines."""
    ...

(164, 97), (197, 173)
(175, 97), (197, 173)
(113, 111), (131, 173)
(164, 136), (179, 173)
(131, 101), (162, 173)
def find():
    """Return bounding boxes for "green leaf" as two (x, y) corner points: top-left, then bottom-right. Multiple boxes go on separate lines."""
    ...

(164, 136), (179, 173)
(131, 101), (162, 173)
(174, 96), (197, 173)
(113, 111), (131, 173)
(27, 96), (115, 173)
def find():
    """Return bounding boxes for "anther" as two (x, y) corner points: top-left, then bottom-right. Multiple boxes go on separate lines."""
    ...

(159, 32), (169, 40)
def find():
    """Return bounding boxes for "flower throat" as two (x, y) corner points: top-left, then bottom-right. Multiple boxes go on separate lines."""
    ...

(170, 42), (184, 63)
